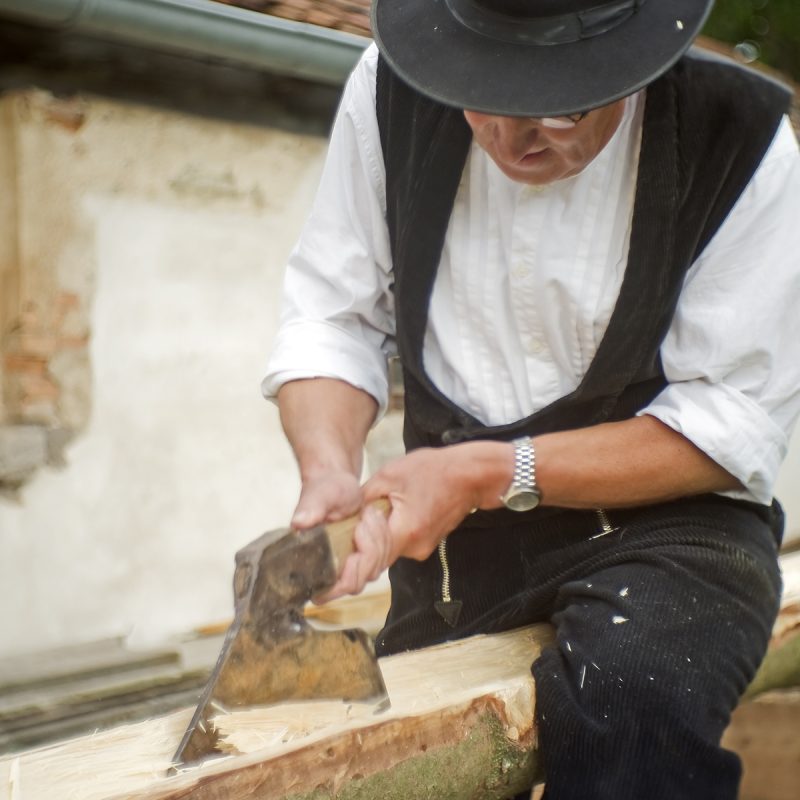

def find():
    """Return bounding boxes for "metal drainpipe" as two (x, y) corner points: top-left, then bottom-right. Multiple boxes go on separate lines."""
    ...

(0, 0), (370, 86)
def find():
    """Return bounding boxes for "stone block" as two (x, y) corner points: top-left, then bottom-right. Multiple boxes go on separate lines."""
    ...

(0, 424), (48, 482)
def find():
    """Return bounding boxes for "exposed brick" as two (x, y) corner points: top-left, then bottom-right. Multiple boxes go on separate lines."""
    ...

(17, 373), (59, 402)
(2, 286), (90, 427)
(55, 335), (89, 350)
(43, 97), (88, 133)
(52, 292), (81, 323)
(14, 333), (58, 359)
(18, 304), (40, 328)
(4, 353), (48, 375)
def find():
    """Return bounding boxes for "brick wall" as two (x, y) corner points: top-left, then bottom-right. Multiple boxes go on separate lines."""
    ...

(0, 93), (93, 483)
(4, 292), (89, 427)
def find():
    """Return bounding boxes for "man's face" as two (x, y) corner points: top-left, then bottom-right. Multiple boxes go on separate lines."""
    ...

(463, 100), (626, 185)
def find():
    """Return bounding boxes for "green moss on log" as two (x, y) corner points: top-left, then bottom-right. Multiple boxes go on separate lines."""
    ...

(281, 713), (540, 800)
(746, 632), (800, 699)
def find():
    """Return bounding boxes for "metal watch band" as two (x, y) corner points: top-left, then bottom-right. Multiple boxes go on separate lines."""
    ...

(511, 436), (536, 491)
(500, 436), (541, 511)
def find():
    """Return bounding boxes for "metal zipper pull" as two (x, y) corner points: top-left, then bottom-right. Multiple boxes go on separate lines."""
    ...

(434, 539), (463, 627)
(590, 508), (618, 539)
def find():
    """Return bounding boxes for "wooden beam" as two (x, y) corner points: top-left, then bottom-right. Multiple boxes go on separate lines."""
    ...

(721, 690), (800, 800)
(747, 550), (800, 699)
(0, 625), (554, 800)
(2, 553), (799, 800)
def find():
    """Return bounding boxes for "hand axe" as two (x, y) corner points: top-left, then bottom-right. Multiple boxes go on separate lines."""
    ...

(171, 501), (390, 768)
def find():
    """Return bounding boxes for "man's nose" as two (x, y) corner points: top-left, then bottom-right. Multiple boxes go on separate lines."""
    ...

(493, 116), (541, 154)
(464, 110), (544, 157)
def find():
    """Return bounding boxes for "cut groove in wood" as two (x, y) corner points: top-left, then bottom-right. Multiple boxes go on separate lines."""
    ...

(2, 553), (798, 799)
(0, 625), (553, 800)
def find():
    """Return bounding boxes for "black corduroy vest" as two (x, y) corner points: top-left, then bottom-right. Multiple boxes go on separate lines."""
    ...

(376, 51), (791, 472)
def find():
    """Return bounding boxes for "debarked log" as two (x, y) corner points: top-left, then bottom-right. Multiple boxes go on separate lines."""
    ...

(0, 625), (554, 800)
(2, 550), (799, 800)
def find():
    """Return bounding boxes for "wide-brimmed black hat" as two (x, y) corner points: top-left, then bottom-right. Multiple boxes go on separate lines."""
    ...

(371, 0), (714, 116)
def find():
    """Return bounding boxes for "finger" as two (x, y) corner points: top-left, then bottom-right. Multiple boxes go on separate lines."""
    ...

(361, 470), (396, 504)
(336, 554), (367, 597)
(351, 522), (381, 585)
(354, 506), (392, 582)
(367, 504), (393, 577)
(313, 555), (362, 604)
(384, 504), (436, 562)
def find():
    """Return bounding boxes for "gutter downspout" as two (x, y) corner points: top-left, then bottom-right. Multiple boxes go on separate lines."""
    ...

(0, 0), (370, 86)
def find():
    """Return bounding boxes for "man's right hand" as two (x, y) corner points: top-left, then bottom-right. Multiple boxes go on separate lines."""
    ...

(276, 375), (378, 529)
(291, 470), (364, 530)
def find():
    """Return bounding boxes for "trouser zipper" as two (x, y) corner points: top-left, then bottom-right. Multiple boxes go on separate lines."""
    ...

(434, 539), (463, 627)
(438, 540), (453, 602)
(591, 508), (618, 539)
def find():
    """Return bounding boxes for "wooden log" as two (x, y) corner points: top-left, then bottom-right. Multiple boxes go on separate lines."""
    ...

(0, 625), (554, 800)
(746, 550), (800, 699)
(4, 624), (799, 800)
(2, 552), (799, 800)
(721, 690), (800, 800)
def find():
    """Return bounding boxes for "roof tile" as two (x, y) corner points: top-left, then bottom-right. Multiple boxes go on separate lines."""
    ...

(213, 0), (373, 38)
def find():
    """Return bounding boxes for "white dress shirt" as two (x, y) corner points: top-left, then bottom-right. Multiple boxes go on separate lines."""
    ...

(264, 44), (800, 505)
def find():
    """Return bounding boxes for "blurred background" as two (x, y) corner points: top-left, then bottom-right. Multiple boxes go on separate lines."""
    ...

(0, 0), (797, 767)
(705, 0), (799, 81)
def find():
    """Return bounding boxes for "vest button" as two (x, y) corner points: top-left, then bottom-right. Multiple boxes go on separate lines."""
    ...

(441, 428), (466, 445)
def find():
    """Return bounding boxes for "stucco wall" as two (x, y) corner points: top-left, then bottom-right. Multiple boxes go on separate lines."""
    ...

(776, 452), (800, 544)
(0, 88), (333, 656)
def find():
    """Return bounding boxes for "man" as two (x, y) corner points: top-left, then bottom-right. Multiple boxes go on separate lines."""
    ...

(264, 1), (800, 797)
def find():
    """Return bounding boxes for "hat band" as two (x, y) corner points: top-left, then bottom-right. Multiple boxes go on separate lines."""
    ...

(444, 0), (647, 46)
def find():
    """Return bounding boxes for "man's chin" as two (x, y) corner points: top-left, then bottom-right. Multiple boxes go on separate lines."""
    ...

(496, 153), (583, 186)
(495, 149), (566, 186)
(499, 163), (562, 186)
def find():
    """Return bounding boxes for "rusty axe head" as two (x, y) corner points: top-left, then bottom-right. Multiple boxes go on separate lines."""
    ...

(171, 520), (388, 768)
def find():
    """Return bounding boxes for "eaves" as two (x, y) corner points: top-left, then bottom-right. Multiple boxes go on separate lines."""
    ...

(0, 0), (371, 87)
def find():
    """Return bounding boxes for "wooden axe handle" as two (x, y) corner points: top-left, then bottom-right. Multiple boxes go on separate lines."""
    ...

(324, 498), (391, 575)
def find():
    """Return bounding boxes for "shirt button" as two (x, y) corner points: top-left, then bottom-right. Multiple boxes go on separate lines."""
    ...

(523, 184), (547, 197)
(511, 263), (529, 279)
(526, 337), (545, 355)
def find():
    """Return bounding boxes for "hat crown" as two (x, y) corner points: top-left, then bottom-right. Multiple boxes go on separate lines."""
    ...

(447, 0), (646, 46)
(482, 0), (628, 16)
(372, 0), (713, 116)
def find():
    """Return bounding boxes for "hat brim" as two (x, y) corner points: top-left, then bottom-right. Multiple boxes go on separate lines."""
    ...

(372, 0), (713, 116)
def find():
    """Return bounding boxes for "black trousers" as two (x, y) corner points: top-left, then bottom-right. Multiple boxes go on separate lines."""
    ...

(377, 495), (783, 800)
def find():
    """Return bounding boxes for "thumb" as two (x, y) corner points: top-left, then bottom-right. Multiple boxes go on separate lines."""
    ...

(291, 490), (326, 530)
(362, 472), (392, 505)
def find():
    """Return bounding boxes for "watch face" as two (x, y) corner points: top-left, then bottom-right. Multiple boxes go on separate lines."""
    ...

(505, 489), (541, 512)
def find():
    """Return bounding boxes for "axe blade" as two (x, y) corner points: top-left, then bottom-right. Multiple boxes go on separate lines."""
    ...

(171, 521), (388, 769)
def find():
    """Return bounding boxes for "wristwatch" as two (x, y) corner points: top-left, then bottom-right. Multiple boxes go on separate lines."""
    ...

(500, 437), (541, 512)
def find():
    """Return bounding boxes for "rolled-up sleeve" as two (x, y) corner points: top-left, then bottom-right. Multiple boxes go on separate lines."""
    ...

(262, 45), (395, 415)
(640, 117), (800, 504)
